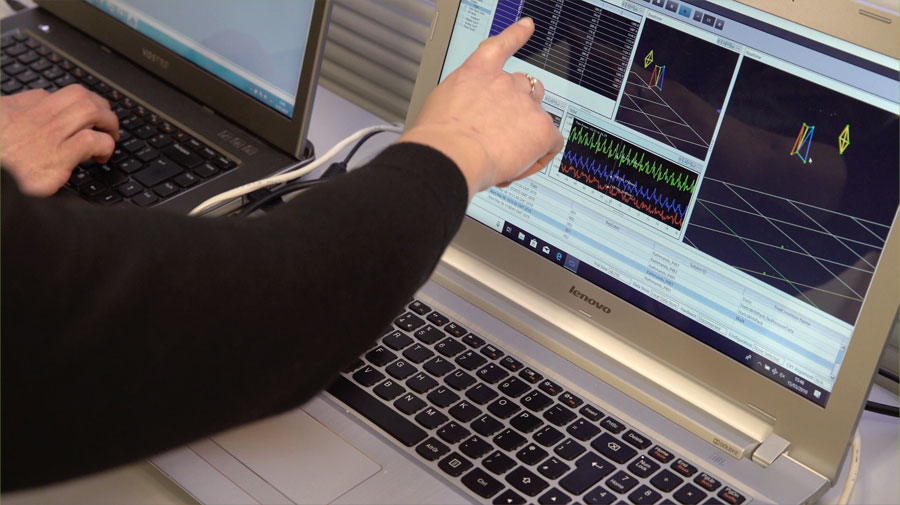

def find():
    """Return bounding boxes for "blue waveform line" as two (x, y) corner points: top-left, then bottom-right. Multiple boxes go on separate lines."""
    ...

(562, 150), (689, 218)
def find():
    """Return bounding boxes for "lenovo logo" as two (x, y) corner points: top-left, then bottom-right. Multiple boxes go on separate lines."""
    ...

(141, 48), (170, 70)
(569, 286), (611, 314)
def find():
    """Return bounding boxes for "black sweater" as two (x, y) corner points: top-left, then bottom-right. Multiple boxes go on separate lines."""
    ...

(1, 143), (469, 491)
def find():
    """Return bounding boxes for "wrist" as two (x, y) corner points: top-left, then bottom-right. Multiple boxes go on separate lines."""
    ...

(397, 124), (492, 200)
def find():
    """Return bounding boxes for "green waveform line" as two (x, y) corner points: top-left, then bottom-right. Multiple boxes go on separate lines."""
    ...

(568, 126), (696, 193)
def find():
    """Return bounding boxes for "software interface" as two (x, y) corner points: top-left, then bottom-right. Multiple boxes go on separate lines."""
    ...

(86, 0), (315, 117)
(443, 0), (900, 406)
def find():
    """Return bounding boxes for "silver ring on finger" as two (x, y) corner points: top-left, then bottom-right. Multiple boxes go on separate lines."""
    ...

(525, 73), (538, 97)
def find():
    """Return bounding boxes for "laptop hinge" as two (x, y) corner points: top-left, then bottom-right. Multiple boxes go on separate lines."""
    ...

(751, 433), (791, 467)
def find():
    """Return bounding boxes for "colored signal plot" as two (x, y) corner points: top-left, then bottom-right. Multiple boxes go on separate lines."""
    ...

(684, 58), (899, 325)
(489, 0), (640, 101)
(615, 19), (739, 160)
(559, 118), (699, 231)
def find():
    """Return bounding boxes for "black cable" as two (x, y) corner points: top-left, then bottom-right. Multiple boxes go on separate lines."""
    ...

(341, 130), (385, 165)
(877, 368), (900, 384)
(865, 400), (900, 417)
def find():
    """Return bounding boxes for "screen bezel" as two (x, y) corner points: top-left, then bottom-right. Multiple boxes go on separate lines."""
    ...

(408, 0), (900, 482)
(36, 0), (331, 158)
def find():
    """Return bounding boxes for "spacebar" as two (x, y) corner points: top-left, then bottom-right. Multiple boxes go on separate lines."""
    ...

(326, 375), (427, 447)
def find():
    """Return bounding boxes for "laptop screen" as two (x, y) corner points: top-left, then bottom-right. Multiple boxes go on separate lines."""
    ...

(84, 0), (315, 118)
(441, 0), (899, 407)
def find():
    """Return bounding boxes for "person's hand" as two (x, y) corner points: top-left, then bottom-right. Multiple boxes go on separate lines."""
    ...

(398, 18), (563, 199)
(1, 85), (119, 197)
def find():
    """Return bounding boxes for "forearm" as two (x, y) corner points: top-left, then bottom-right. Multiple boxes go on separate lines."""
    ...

(0, 142), (468, 490)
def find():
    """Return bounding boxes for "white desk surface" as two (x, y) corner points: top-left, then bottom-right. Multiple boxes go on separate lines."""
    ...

(1, 4), (898, 504)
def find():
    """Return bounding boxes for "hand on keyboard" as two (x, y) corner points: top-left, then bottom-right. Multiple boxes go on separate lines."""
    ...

(0, 84), (118, 196)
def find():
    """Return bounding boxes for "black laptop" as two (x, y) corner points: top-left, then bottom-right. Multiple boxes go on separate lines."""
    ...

(1, 0), (330, 214)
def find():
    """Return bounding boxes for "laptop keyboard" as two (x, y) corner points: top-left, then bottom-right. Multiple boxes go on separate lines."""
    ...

(328, 299), (750, 504)
(0, 31), (236, 207)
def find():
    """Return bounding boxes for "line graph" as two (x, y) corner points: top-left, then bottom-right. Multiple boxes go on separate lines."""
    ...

(614, 19), (738, 160)
(559, 118), (699, 230)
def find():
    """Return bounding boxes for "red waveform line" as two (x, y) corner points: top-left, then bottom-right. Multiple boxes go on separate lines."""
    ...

(560, 164), (684, 227)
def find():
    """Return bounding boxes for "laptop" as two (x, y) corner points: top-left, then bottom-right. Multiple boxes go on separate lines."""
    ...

(139, 0), (899, 504)
(0, 0), (330, 214)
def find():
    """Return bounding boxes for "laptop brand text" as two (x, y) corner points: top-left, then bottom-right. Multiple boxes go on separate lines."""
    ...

(569, 286), (612, 314)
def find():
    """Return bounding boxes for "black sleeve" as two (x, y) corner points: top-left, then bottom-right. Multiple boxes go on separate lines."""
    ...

(0, 142), (469, 491)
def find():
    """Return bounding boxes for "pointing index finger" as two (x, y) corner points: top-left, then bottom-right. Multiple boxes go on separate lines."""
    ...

(468, 17), (535, 71)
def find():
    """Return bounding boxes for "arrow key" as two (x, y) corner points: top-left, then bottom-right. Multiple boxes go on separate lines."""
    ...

(492, 489), (526, 504)
(537, 488), (571, 504)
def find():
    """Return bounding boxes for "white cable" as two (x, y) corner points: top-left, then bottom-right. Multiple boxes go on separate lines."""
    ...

(188, 124), (403, 216)
(837, 427), (862, 505)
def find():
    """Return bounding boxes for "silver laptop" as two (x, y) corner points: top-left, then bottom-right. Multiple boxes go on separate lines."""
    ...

(151, 0), (899, 503)
(1, 0), (330, 213)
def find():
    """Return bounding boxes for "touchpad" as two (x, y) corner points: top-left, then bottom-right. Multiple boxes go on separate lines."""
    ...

(212, 408), (381, 504)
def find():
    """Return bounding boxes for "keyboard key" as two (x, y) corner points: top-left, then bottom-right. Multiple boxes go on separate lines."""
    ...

(423, 356), (454, 377)
(472, 414), (504, 436)
(28, 77), (52, 89)
(94, 190), (122, 205)
(385, 359), (417, 380)
(466, 383), (499, 405)
(579, 404), (604, 422)
(518, 367), (543, 384)
(521, 390), (554, 412)
(455, 350), (487, 371)
(439, 452), (472, 477)
(79, 181), (106, 197)
(5, 43), (26, 56)
(558, 392), (583, 409)
(650, 469), (683, 492)
(402, 344), (434, 364)
(515, 443), (548, 465)
(364, 346), (397, 366)
(416, 437), (449, 461)
(461, 468), (503, 499)
(163, 143), (203, 167)
(493, 489), (526, 504)
(394, 312), (425, 331)
(649, 445), (675, 464)
(148, 133), (173, 149)
(600, 416), (626, 434)
(173, 171), (200, 188)
(193, 162), (219, 178)
(674, 483), (706, 505)
(533, 425), (565, 447)
(510, 411), (543, 433)
(29, 58), (51, 73)
(426, 386), (460, 408)
(117, 181), (142, 197)
(462, 333), (485, 348)
(459, 435), (493, 458)
(382, 330), (413, 350)
(623, 430), (652, 450)
(436, 421), (470, 444)
(426, 311), (449, 326)
(544, 405), (577, 427)
(327, 376), (426, 447)
(498, 377), (530, 398)
(444, 369), (476, 390)
(91, 164), (127, 186)
(583, 485), (615, 505)
(628, 485), (663, 505)
(415, 407), (448, 429)
(152, 181), (179, 198)
(554, 439), (585, 462)
(566, 418), (601, 441)
(413, 324), (443, 344)
(537, 456), (569, 479)
(493, 428), (527, 451)
(478, 363), (509, 384)
(122, 138), (147, 153)
(538, 488), (571, 504)
(444, 322), (467, 337)
(671, 458), (698, 477)
(134, 124), (158, 140)
(506, 466), (548, 497)
(499, 356), (523, 372)
(198, 146), (216, 160)
(558, 452), (613, 494)
(481, 344), (504, 360)
(406, 372), (438, 393)
(1, 79), (23, 94)
(131, 189), (158, 207)
(538, 379), (563, 396)
(592, 433), (637, 464)
(407, 300), (430, 315)
(136, 147), (159, 163)
(352, 365), (385, 387)
(435, 337), (465, 357)
(373, 379), (406, 401)
(213, 155), (235, 170)
(134, 157), (181, 187)
(186, 137), (203, 150)
(694, 473), (721, 492)
(394, 392), (426, 414)
(17, 51), (39, 65)
(483, 450), (516, 474)
(488, 397), (520, 419)
(449, 400), (482, 423)
(15, 69), (37, 83)
(627, 456), (661, 478)
(605, 470), (638, 494)
(717, 487), (745, 505)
